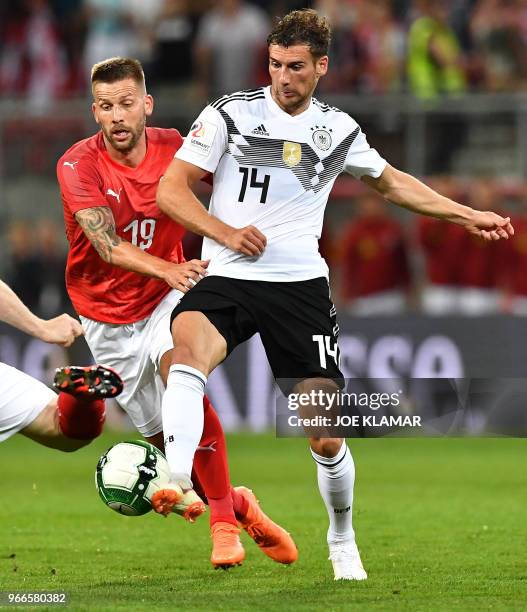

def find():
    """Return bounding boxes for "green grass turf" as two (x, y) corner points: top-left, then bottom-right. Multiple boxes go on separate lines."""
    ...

(0, 433), (526, 611)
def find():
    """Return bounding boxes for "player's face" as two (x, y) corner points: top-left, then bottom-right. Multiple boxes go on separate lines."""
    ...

(92, 78), (153, 153)
(269, 44), (328, 115)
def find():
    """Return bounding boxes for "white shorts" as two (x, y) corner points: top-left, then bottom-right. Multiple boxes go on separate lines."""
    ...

(0, 362), (56, 443)
(80, 289), (183, 437)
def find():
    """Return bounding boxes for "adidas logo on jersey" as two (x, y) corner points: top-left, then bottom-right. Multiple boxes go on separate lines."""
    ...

(251, 124), (270, 136)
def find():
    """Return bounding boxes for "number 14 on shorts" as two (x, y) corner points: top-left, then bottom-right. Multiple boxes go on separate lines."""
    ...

(312, 334), (339, 369)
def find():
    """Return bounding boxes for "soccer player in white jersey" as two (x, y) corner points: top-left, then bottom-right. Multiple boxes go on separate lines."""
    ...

(0, 279), (122, 450)
(153, 9), (514, 580)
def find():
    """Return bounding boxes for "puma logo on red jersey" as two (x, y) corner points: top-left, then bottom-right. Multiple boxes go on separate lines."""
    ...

(197, 440), (217, 452)
(106, 188), (122, 203)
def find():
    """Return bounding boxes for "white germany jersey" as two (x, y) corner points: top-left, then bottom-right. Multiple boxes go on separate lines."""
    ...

(176, 86), (387, 281)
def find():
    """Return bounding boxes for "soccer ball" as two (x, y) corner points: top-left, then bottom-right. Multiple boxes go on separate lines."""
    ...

(95, 440), (171, 516)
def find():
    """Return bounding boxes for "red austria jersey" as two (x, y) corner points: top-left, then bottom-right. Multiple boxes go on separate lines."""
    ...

(57, 127), (186, 323)
(340, 216), (410, 299)
(417, 217), (465, 286)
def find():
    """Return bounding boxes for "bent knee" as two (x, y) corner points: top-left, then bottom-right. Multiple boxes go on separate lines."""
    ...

(310, 437), (344, 458)
(21, 400), (95, 452)
(171, 311), (227, 374)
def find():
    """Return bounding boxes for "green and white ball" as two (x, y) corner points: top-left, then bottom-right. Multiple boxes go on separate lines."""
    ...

(95, 440), (171, 516)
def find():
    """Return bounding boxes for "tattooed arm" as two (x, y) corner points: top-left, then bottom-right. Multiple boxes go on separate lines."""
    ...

(74, 206), (209, 293)
(74, 206), (121, 263)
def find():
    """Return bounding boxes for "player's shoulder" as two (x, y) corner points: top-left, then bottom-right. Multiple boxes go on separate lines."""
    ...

(145, 126), (183, 146)
(57, 132), (101, 174)
(311, 96), (357, 127)
(209, 87), (266, 112)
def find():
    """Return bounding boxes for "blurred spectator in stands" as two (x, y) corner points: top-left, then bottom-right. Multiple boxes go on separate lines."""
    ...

(504, 194), (527, 315)
(83, 0), (163, 75)
(470, 0), (527, 92)
(339, 194), (411, 316)
(315, 0), (359, 93)
(450, 0), (477, 52)
(51, 0), (86, 95)
(193, 0), (269, 99)
(407, 0), (467, 99)
(152, 0), (195, 86)
(352, 0), (406, 94)
(0, 0), (66, 112)
(37, 219), (70, 317)
(6, 221), (44, 314)
(456, 180), (509, 315)
(417, 177), (465, 315)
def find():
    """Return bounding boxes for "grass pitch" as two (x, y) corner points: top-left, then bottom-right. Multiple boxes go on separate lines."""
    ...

(0, 433), (526, 611)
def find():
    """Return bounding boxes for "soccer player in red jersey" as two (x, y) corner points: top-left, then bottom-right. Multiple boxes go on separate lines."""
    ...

(56, 57), (297, 569)
(340, 194), (411, 315)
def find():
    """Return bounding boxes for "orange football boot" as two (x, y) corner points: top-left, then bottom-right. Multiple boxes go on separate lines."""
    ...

(235, 486), (298, 564)
(151, 483), (206, 521)
(210, 522), (245, 569)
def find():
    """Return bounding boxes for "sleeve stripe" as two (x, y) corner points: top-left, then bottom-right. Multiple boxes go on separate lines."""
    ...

(211, 89), (265, 110)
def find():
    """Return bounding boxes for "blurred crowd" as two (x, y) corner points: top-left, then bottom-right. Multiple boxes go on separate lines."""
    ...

(5, 219), (69, 318)
(5, 178), (527, 318)
(326, 177), (527, 316)
(2, 0), (527, 110)
(3, 0), (527, 319)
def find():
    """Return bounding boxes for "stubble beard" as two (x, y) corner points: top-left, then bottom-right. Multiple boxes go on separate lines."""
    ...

(272, 79), (316, 116)
(105, 116), (146, 153)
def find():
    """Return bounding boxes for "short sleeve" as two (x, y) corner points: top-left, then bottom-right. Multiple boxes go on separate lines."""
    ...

(175, 106), (228, 174)
(57, 155), (105, 214)
(343, 127), (387, 180)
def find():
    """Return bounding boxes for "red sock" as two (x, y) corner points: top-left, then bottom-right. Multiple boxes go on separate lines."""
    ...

(190, 468), (207, 504)
(231, 487), (249, 522)
(193, 395), (237, 527)
(57, 393), (105, 440)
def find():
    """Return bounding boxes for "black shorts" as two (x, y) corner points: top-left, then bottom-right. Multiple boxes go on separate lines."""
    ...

(170, 275), (344, 390)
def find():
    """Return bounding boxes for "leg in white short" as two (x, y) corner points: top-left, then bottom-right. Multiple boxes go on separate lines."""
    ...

(80, 289), (184, 439)
(0, 363), (88, 452)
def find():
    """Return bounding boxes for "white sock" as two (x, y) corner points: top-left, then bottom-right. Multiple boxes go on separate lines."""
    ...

(162, 364), (206, 482)
(311, 442), (356, 545)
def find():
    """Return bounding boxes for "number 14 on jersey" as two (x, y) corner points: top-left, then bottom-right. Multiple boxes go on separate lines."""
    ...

(238, 167), (270, 204)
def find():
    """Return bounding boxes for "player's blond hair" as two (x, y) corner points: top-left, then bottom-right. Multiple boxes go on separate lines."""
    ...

(91, 57), (146, 92)
(267, 9), (331, 59)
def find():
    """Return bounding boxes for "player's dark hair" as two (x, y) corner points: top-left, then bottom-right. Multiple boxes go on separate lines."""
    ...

(91, 57), (146, 91)
(267, 9), (331, 59)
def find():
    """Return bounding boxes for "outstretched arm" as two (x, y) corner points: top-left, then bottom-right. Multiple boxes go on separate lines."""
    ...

(0, 279), (83, 347)
(157, 158), (267, 256)
(74, 206), (209, 293)
(362, 164), (514, 241)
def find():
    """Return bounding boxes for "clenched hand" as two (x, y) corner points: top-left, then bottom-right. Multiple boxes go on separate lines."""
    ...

(464, 211), (514, 241)
(39, 314), (84, 348)
(223, 225), (267, 256)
